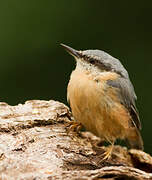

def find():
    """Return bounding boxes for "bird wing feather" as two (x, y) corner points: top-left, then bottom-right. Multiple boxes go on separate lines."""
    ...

(107, 77), (141, 130)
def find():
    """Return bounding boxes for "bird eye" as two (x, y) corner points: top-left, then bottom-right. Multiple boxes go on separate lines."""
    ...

(89, 58), (95, 64)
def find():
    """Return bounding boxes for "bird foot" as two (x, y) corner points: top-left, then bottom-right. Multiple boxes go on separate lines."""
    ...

(101, 144), (114, 161)
(66, 121), (82, 135)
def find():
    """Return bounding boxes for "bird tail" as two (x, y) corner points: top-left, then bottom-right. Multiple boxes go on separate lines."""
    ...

(125, 128), (144, 150)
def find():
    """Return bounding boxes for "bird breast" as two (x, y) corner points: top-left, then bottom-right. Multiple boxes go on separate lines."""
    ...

(67, 69), (130, 141)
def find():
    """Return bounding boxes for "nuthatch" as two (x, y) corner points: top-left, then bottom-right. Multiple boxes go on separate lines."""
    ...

(61, 44), (143, 160)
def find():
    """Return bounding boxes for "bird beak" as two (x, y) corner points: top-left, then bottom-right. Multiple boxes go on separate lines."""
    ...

(60, 43), (81, 58)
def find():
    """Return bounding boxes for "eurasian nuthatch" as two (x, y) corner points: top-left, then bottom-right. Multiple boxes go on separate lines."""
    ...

(61, 44), (143, 159)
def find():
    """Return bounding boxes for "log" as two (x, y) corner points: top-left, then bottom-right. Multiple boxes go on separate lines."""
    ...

(0, 100), (151, 180)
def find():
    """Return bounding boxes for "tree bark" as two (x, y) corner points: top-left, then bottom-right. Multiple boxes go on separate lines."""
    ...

(0, 100), (151, 180)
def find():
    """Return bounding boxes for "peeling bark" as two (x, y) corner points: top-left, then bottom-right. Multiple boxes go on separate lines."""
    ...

(0, 100), (151, 180)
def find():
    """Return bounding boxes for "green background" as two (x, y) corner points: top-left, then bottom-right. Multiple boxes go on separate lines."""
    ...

(0, 1), (151, 153)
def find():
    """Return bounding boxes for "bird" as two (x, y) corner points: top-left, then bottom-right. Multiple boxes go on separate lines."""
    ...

(61, 43), (143, 160)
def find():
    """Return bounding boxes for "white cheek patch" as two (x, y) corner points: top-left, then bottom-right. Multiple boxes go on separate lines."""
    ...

(76, 58), (105, 75)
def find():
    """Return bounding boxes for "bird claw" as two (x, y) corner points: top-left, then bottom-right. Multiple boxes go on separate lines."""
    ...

(100, 144), (114, 162)
(66, 121), (82, 135)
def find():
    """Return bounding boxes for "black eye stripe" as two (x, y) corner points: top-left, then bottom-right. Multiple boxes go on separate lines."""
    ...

(82, 54), (124, 77)
(89, 58), (96, 64)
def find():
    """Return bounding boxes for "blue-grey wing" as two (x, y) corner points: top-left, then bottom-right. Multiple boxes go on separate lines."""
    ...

(107, 77), (141, 130)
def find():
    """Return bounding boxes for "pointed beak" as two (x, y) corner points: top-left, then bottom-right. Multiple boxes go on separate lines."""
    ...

(60, 43), (81, 58)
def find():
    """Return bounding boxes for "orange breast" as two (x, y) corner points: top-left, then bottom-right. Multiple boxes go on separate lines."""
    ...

(67, 69), (130, 142)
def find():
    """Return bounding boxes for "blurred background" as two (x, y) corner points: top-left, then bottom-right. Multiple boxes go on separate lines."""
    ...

(0, 1), (151, 153)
